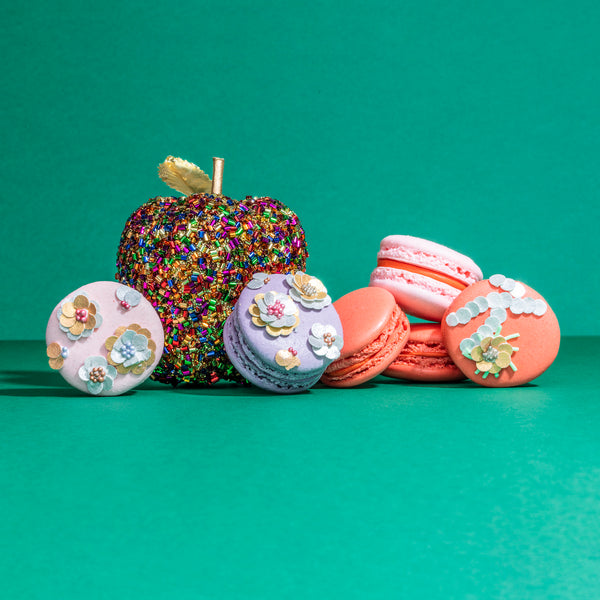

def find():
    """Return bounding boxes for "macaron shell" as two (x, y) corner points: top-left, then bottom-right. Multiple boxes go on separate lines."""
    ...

(223, 273), (343, 393)
(442, 277), (560, 387)
(384, 322), (464, 382)
(223, 314), (322, 393)
(333, 287), (397, 359)
(321, 303), (410, 388)
(370, 235), (483, 321)
(45, 281), (164, 396)
(369, 269), (459, 321)
(376, 235), (483, 284)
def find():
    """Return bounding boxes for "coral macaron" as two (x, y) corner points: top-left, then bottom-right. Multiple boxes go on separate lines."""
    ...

(321, 287), (409, 388)
(442, 274), (560, 387)
(223, 272), (343, 393)
(383, 322), (464, 382)
(370, 235), (483, 321)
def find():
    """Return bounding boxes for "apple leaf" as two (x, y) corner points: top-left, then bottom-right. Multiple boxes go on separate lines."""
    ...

(158, 156), (212, 195)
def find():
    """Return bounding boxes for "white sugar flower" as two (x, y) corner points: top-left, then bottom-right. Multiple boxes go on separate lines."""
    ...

(247, 272), (272, 289)
(249, 291), (300, 337)
(116, 285), (142, 309)
(308, 323), (343, 360)
(286, 272), (331, 310)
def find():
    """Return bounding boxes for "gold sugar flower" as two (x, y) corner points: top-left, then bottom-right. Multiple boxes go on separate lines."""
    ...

(57, 294), (103, 341)
(47, 342), (69, 370)
(469, 334), (518, 378)
(275, 347), (301, 370)
(286, 272), (331, 310)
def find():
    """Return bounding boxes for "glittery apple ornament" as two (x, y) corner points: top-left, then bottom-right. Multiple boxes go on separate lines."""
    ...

(116, 156), (308, 385)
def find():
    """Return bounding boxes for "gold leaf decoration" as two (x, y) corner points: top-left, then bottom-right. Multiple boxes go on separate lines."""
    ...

(158, 156), (212, 196)
(275, 349), (301, 370)
(47, 342), (65, 370)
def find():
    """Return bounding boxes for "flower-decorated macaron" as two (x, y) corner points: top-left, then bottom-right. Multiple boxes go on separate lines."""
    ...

(45, 281), (164, 396)
(223, 272), (343, 393)
(441, 274), (560, 387)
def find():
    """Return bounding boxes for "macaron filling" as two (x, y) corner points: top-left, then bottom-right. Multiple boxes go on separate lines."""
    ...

(390, 341), (457, 370)
(375, 236), (483, 287)
(324, 305), (406, 382)
(376, 259), (468, 290)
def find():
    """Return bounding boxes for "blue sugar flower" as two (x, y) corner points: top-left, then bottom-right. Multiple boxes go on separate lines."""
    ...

(78, 356), (117, 395)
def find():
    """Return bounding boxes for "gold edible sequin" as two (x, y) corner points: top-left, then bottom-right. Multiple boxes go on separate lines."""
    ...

(46, 342), (64, 370)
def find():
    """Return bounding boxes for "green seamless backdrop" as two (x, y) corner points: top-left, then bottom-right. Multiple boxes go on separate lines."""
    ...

(2, 0), (599, 338)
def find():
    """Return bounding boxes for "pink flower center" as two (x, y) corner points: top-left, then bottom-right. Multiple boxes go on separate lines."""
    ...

(267, 300), (285, 319)
(288, 347), (297, 356)
(75, 308), (88, 323)
(120, 300), (131, 309)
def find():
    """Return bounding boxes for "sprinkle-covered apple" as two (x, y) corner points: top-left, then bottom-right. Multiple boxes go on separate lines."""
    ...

(116, 156), (308, 385)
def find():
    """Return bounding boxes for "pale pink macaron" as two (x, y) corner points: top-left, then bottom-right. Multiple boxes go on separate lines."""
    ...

(321, 287), (410, 388)
(45, 281), (164, 396)
(370, 235), (483, 321)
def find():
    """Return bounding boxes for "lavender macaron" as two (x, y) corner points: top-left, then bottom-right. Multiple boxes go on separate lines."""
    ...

(223, 272), (343, 393)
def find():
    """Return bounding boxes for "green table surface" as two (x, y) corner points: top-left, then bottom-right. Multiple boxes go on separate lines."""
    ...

(1, 338), (598, 599)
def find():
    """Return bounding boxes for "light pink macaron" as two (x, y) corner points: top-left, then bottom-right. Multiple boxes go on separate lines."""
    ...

(45, 281), (164, 396)
(369, 235), (483, 321)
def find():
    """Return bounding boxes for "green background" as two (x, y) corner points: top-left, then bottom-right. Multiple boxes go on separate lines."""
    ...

(2, 2), (600, 599)
(1, 341), (599, 599)
(1, 0), (599, 337)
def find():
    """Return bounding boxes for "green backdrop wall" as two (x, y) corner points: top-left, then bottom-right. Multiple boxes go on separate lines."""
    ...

(2, 0), (598, 339)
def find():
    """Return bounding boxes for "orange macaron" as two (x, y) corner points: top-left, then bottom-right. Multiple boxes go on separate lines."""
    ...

(321, 287), (410, 388)
(441, 274), (560, 387)
(383, 322), (465, 382)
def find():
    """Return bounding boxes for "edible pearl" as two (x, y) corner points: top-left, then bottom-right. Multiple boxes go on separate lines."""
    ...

(482, 347), (499, 362)
(89, 366), (106, 383)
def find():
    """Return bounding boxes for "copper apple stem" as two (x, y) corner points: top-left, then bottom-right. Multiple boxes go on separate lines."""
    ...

(212, 157), (224, 195)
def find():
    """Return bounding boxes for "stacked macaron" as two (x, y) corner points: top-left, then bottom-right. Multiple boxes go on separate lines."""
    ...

(321, 287), (410, 388)
(369, 235), (482, 383)
(370, 236), (560, 387)
(223, 236), (560, 392)
(370, 235), (483, 322)
(44, 155), (559, 394)
(223, 271), (344, 393)
(441, 274), (559, 387)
